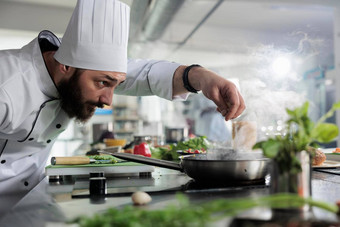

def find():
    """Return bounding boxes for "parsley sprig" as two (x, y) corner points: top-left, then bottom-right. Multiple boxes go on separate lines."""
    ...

(73, 193), (338, 227)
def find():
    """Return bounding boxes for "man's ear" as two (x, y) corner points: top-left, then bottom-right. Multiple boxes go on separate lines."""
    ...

(59, 64), (71, 75)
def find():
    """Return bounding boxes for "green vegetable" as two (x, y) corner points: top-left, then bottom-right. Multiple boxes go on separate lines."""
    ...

(253, 101), (340, 174)
(171, 136), (209, 151)
(151, 136), (209, 160)
(72, 193), (338, 227)
(151, 146), (180, 160)
(88, 155), (118, 164)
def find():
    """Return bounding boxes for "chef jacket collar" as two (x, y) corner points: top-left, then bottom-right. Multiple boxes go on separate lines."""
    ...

(32, 30), (61, 99)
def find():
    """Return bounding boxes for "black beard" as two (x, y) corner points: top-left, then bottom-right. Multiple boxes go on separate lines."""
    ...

(58, 69), (102, 123)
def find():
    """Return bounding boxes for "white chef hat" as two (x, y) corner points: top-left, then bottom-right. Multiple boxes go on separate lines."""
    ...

(54, 0), (130, 73)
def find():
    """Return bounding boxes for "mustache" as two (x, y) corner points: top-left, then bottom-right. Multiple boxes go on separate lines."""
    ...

(87, 101), (104, 109)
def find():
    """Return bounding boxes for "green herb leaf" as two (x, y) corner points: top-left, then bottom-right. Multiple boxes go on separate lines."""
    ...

(254, 101), (340, 175)
(173, 136), (209, 151)
(260, 139), (281, 158)
(311, 123), (339, 143)
(72, 193), (338, 227)
(317, 101), (340, 124)
(286, 102), (309, 120)
(151, 136), (209, 160)
(88, 155), (117, 164)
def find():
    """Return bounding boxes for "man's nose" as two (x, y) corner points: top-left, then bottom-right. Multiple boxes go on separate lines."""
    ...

(99, 88), (114, 106)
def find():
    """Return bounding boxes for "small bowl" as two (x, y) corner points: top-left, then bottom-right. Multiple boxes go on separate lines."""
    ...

(104, 139), (127, 147)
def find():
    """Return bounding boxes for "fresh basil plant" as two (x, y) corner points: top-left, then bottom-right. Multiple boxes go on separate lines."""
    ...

(253, 101), (340, 174)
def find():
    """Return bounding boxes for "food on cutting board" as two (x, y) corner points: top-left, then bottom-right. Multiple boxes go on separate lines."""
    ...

(131, 191), (152, 205)
(312, 149), (326, 166)
(87, 155), (118, 164)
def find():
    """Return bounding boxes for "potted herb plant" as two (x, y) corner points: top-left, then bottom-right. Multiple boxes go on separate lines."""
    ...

(253, 101), (340, 200)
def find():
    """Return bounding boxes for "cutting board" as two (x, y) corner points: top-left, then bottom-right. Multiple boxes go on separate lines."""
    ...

(45, 161), (155, 177)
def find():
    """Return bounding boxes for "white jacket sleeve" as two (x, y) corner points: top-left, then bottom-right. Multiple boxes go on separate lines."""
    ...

(115, 59), (188, 101)
(0, 91), (12, 132)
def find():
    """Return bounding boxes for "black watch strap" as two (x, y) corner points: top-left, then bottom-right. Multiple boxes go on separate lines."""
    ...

(182, 64), (201, 93)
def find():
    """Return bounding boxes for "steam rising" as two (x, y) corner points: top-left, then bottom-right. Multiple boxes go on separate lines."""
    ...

(207, 147), (264, 160)
(227, 32), (325, 140)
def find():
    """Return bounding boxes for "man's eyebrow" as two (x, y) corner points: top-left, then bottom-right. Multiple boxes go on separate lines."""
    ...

(104, 75), (125, 85)
(104, 75), (116, 81)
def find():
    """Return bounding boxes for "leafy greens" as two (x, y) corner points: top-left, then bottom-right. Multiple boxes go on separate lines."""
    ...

(151, 136), (209, 160)
(253, 101), (340, 174)
(73, 193), (338, 227)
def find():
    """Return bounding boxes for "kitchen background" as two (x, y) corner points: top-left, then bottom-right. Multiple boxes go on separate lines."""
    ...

(0, 0), (339, 158)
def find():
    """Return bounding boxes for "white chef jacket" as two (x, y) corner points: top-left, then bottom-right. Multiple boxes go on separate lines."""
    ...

(0, 30), (182, 196)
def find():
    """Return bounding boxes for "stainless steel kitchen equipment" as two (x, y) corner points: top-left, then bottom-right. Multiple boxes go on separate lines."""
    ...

(165, 127), (188, 143)
(111, 152), (270, 182)
(131, 135), (161, 146)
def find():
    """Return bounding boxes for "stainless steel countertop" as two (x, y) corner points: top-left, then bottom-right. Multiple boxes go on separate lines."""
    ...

(1, 168), (340, 226)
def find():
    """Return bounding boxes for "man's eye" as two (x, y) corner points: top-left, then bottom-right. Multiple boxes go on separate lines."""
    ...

(100, 81), (108, 86)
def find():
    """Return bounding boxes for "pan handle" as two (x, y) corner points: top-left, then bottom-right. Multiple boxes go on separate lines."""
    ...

(110, 153), (182, 171)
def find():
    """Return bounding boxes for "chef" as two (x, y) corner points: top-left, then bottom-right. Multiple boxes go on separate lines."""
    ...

(0, 0), (245, 197)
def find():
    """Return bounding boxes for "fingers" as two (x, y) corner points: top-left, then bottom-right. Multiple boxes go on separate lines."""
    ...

(215, 90), (245, 121)
(200, 71), (245, 121)
(228, 91), (246, 120)
(235, 94), (246, 118)
(223, 99), (238, 121)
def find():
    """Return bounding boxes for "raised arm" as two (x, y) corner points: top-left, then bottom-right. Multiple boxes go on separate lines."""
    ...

(117, 59), (245, 121)
(172, 65), (245, 121)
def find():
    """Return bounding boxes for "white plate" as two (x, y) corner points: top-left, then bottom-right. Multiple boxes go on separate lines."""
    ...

(320, 148), (340, 161)
(321, 148), (337, 154)
(313, 160), (340, 169)
(325, 153), (340, 162)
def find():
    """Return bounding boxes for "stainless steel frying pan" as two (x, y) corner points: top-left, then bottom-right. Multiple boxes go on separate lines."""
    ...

(109, 152), (270, 182)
